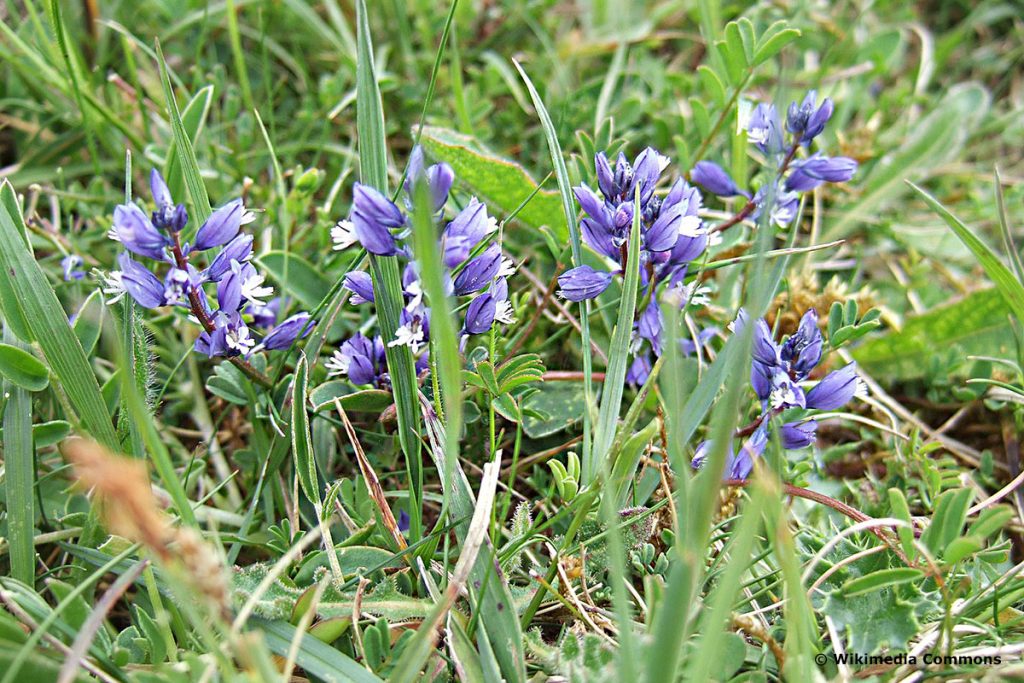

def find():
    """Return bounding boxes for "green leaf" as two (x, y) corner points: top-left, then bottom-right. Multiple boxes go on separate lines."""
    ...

(521, 383), (587, 439)
(841, 568), (923, 597)
(910, 182), (1024, 324)
(853, 288), (1014, 380)
(592, 192), (642, 476)
(753, 22), (801, 65)
(828, 83), (990, 238)
(696, 65), (726, 106)
(163, 85), (213, 203)
(356, 0), (423, 540)
(0, 342), (49, 391)
(822, 586), (921, 655)
(887, 488), (916, 561)
(156, 42), (212, 226)
(253, 617), (382, 683)
(72, 288), (104, 357)
(2, 330), (34, 584)
(967, 505), (1014, 540)
(0, 181), (117, 449)
(921, 488), (973, 555)
(309, 382), (393, 413)
(291, 354), (319, 506)
(0, 189), (31, 341)
(610, 419), (658, 507)
(257, 251), (332, 310)
(419, 126), (564, 237)
(943, 536), (984, 565)
(514, 59), (594, 490)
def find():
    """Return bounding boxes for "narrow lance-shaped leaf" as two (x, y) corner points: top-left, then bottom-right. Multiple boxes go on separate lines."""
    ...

(3, 328), (34, 584)
(513, 59), (596, 483)
(355, 0), (423, 539)
(592, 188), (642, 469)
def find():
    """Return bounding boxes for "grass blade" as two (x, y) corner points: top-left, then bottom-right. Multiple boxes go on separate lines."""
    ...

(356, 0), (424, 539)
(910, 181), (1024, 323)
(593, 189), (641, 467)
(2, 327), (34, 584)
(409, 181), (460, 511)
(0, 182), (116, 449)
(513, 59), (597, 483)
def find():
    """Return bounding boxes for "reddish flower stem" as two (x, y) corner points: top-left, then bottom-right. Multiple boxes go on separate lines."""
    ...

(168, 234), (272, 388)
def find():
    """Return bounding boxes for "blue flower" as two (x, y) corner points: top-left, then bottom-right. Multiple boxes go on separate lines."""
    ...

(442, 199), (495, 268)
(557, 265), (613, 302)
(61, 254), (85, 281)
(730, 308), (861, 476)
(780, 420), (818, 449)
(343, 271), (376, 304)
(691, 161), (748, 198)
(404, 146), (455, 212)
(109, 168), (315, 361)
(117, 253), (166, 308)
(785, 154), (858, 192)
(327, 333), (387, 386)
(260, 313), (314, 351)
(464, 292), (497, 336)
(204, 233), (254, 282)
(786, 91), (834, 147)
(806, 362), (859, 410)
(149, 169), (188, 233)
(691, 427), (769, 480)
(193, 199), (244, 252)
(110, 203), (170, 261)
(194, 312), (254, 358)
(747, 103), (785, 155)
(453, 243), (503, 295)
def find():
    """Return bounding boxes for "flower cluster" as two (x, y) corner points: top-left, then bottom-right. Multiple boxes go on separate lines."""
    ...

(691, 90), (857, 228)
(692, 309), (862, 479)
(555, 148), (715, 385)
(103, 170), (314, 358)
(326, 148), (515, 388)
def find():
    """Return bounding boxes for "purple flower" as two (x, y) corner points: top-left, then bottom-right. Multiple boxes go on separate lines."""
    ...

(780, 420), (818, 449)
(352, 210), (399, 256)
(786, 91), (834, 147)
(637, 303), (663, 356)
(194, 199), (243, 251)
(149, 170), (188, 233)
(691, 161), (747, 198)
(453, 243), (502, 295)
(780, 310), (822, 380)
(691, 427), (768, 481)
(61, 254), (85, 281)
(163, 267), (193, 306)
(626, 352), (653, 386)
(443, 199), (494, 268)
(117, 253), (165, 308)
(194, 312), (254, 358)
(204, 233), (253, 282)
(404, 146), (454, 212)
(805, 362), (859, 410)
(464, 292), (497, 335)
(343, 271), (376, 304)
(261, 313), (314, 351)
(110, 203), (170, 261)
(216, 265), (245, 313)
(644, 202), (687, 253)
(353, 183), (405, 229)
(557, 265), (613, 302)
(785, 155), (858, 192)
(747, 103), (784, 155)
(327, 333), (386, 386)
(249, 297), (281, 328)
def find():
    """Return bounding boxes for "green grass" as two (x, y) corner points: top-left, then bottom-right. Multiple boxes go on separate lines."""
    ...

(1, 0), (1024, 680)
